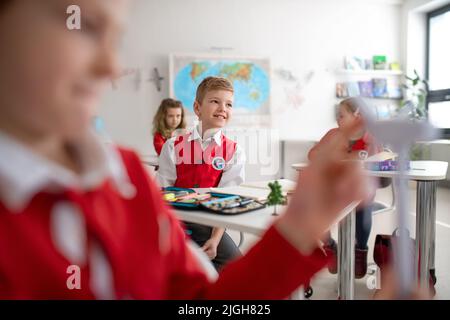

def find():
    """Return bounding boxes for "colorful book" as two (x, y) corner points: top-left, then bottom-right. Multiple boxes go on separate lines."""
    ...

(373, 55), (387, 70)
(372, 78), (388, 97)
(346, 82), (360, 97)
(388, 87), (402, 99)
(358, 81), (373, 97)
(344, 56), (365, 70)
(336, 83), (348, 98)
(390, 62), (401, 70)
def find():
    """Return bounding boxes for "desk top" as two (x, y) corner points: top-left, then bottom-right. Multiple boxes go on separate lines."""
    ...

(175, 205), (278, 236)
(366, 161), (448, 180)
(175, 199), (360, 236)
(292, 161), (448, 181)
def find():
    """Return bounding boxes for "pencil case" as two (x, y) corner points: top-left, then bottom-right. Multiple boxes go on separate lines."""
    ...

(162, 187), (236, 210)
(199, 194), (267, 215)
(162, 187), (266, 214)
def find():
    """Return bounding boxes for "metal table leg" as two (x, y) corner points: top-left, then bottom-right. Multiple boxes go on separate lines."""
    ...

(429, 192), (436, 279)
(415, 180), (437, 290)
(338, 209), (355, 300)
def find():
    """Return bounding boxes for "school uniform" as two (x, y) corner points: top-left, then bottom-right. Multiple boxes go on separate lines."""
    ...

(157, 126), (245, 188)
(0, 130), (327, 299)
(153, 132), (167, 156)
(157, 126), (245, 270)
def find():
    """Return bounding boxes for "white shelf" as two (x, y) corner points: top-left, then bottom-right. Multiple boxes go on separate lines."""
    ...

(336, 69), (403, 76)
(336, 96), (403, 101)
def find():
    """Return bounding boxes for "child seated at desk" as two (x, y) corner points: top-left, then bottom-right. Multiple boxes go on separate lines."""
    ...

(152, 98), (186, 156)
(308, 97), (381, 279)
(157, 77), (244, 271)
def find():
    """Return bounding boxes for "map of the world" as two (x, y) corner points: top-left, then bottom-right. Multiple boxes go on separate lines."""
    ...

(170, 55), (271, 115)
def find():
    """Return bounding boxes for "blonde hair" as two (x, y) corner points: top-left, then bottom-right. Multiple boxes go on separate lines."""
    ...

(152, 98), (186, 139)
(195, 77), (234, 104)
(336, 97), (362, 121)
(340, 97), (361, 113)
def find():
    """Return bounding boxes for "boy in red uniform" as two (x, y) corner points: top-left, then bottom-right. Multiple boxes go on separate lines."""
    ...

(157, 77), (244, 271)
(0, 0), (367, 299)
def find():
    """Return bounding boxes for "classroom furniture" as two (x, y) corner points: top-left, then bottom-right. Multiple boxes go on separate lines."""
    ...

(293, 160), (449, 295)
(174, 188), (360, 300)
(366, 160), (448, 290)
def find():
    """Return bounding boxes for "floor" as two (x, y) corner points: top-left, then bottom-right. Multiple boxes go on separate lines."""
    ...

(229, 183), (450, 300)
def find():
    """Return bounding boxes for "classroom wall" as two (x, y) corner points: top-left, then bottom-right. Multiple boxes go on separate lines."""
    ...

(98, 0), (403, 180)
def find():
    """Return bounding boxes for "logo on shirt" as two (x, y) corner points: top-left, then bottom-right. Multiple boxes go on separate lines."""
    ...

(358, 150), (369, 160)
(212, 157), (226, 171)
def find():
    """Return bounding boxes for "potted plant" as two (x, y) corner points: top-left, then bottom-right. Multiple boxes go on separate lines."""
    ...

(267, 181), (287, 216)
(399, 70), (431, 160)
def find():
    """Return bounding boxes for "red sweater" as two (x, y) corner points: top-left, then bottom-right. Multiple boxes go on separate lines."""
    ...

(153, 132), (167, 156)
(0, 147), (327, 299)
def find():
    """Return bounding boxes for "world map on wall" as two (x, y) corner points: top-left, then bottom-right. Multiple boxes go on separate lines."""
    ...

(171, 56), (271, 114)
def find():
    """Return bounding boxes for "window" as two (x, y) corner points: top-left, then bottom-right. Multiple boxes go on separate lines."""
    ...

(426, 4), (450, 137)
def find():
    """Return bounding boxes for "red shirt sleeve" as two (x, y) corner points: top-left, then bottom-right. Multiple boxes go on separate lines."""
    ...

(153, 133), (166, 156)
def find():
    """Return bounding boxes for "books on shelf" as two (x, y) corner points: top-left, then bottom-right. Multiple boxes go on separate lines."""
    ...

(344, 55), (399, 71)
(336, 78), (403, 100)
(373, 55), (387, 70)
(372, 78), (388, 98)
(347, 82), (360, 97)
(390, 62), (401, 71)
(336, 83), (348, 98)
(358, 81), (373, 97)
(386, 79), (403, 99)
(344, 56), (366, 70)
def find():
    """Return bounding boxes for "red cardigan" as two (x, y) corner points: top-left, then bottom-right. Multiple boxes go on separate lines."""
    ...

(0, 147), (327, 299)
(153, 132), (167, 156)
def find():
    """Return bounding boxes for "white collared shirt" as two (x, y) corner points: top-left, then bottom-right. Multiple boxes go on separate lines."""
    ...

(0, 130), (135, 213)
(156, 126), (245, 188)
